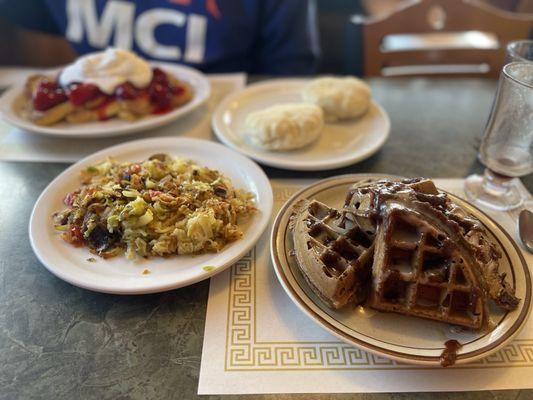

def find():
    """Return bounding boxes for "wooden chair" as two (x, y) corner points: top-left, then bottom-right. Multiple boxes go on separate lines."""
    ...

(355, 0), (533, 77)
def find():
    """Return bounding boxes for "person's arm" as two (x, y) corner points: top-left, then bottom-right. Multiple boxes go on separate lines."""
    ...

(0, 0), (75, 66)
(253, 0), (320, 75)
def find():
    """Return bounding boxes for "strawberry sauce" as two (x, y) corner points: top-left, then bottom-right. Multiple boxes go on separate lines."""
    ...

(33, 67), (183, 116)
(32, 80), (68, 111)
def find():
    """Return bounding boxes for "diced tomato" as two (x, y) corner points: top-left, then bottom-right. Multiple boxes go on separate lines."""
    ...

(68, 225), (85, 246)
(130, 164), (142, 174)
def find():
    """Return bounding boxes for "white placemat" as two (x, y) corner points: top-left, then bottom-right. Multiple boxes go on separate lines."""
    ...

(0, 73), (246, 162)
(198, 178), (533, 395)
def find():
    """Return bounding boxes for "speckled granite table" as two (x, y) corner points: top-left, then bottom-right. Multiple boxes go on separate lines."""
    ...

(0, 78), (531, 400)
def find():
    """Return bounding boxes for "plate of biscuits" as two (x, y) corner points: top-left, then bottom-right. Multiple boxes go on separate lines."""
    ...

(270, 175), (531, 366)
(212, 78), (390, 171)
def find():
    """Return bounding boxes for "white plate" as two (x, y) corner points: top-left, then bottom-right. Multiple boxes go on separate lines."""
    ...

(212, 79), (390, 171)
(29, 137), (273, 294)
(271, 175), (532, 366)
(0, 62), (210, 138)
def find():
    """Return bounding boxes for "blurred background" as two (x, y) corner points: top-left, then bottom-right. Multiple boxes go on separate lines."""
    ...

(0, 0), (532, 78)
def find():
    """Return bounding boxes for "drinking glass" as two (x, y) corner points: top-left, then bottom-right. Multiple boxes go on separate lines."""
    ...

(464, 62), (533, 211)
(506, 40), (533, 63)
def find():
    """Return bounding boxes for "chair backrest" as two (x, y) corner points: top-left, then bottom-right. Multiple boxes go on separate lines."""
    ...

(358, 0), (533, 77)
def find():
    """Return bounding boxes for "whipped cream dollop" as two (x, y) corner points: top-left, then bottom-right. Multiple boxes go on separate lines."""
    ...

(59, 48), (153, 94)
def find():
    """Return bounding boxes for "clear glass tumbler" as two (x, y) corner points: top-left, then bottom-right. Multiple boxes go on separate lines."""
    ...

(464, 62), (533, 211)
(506, 40), (533, 63)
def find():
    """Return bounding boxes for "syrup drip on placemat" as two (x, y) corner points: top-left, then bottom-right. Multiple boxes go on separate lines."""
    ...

(440, 339), (462, 367)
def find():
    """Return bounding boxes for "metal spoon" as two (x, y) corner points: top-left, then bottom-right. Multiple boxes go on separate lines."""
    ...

(518, 209), (533, 253)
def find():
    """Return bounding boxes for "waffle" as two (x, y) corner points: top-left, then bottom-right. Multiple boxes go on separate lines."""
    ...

(368, 204), (486, 329)
(289, 178), (519, 330)
(290, 199), (375, 309)
(345, 178), (519, 312)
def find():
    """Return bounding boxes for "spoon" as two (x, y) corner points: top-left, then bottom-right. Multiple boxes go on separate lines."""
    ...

(518, 209), (533, 253)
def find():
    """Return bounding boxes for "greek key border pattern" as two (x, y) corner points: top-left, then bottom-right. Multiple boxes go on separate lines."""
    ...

(224, 184), (533, 370)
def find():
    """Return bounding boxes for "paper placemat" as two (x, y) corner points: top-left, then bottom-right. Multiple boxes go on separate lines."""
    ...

(198, 178), (533, 395)
(0, 73), (246, 162)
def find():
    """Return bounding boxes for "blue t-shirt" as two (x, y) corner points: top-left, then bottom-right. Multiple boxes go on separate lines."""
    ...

(2, 0), (320, 74)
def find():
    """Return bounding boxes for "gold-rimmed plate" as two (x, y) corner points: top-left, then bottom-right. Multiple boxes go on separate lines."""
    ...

(270, 174), (531, 366)
(29, 137), (273, 294)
